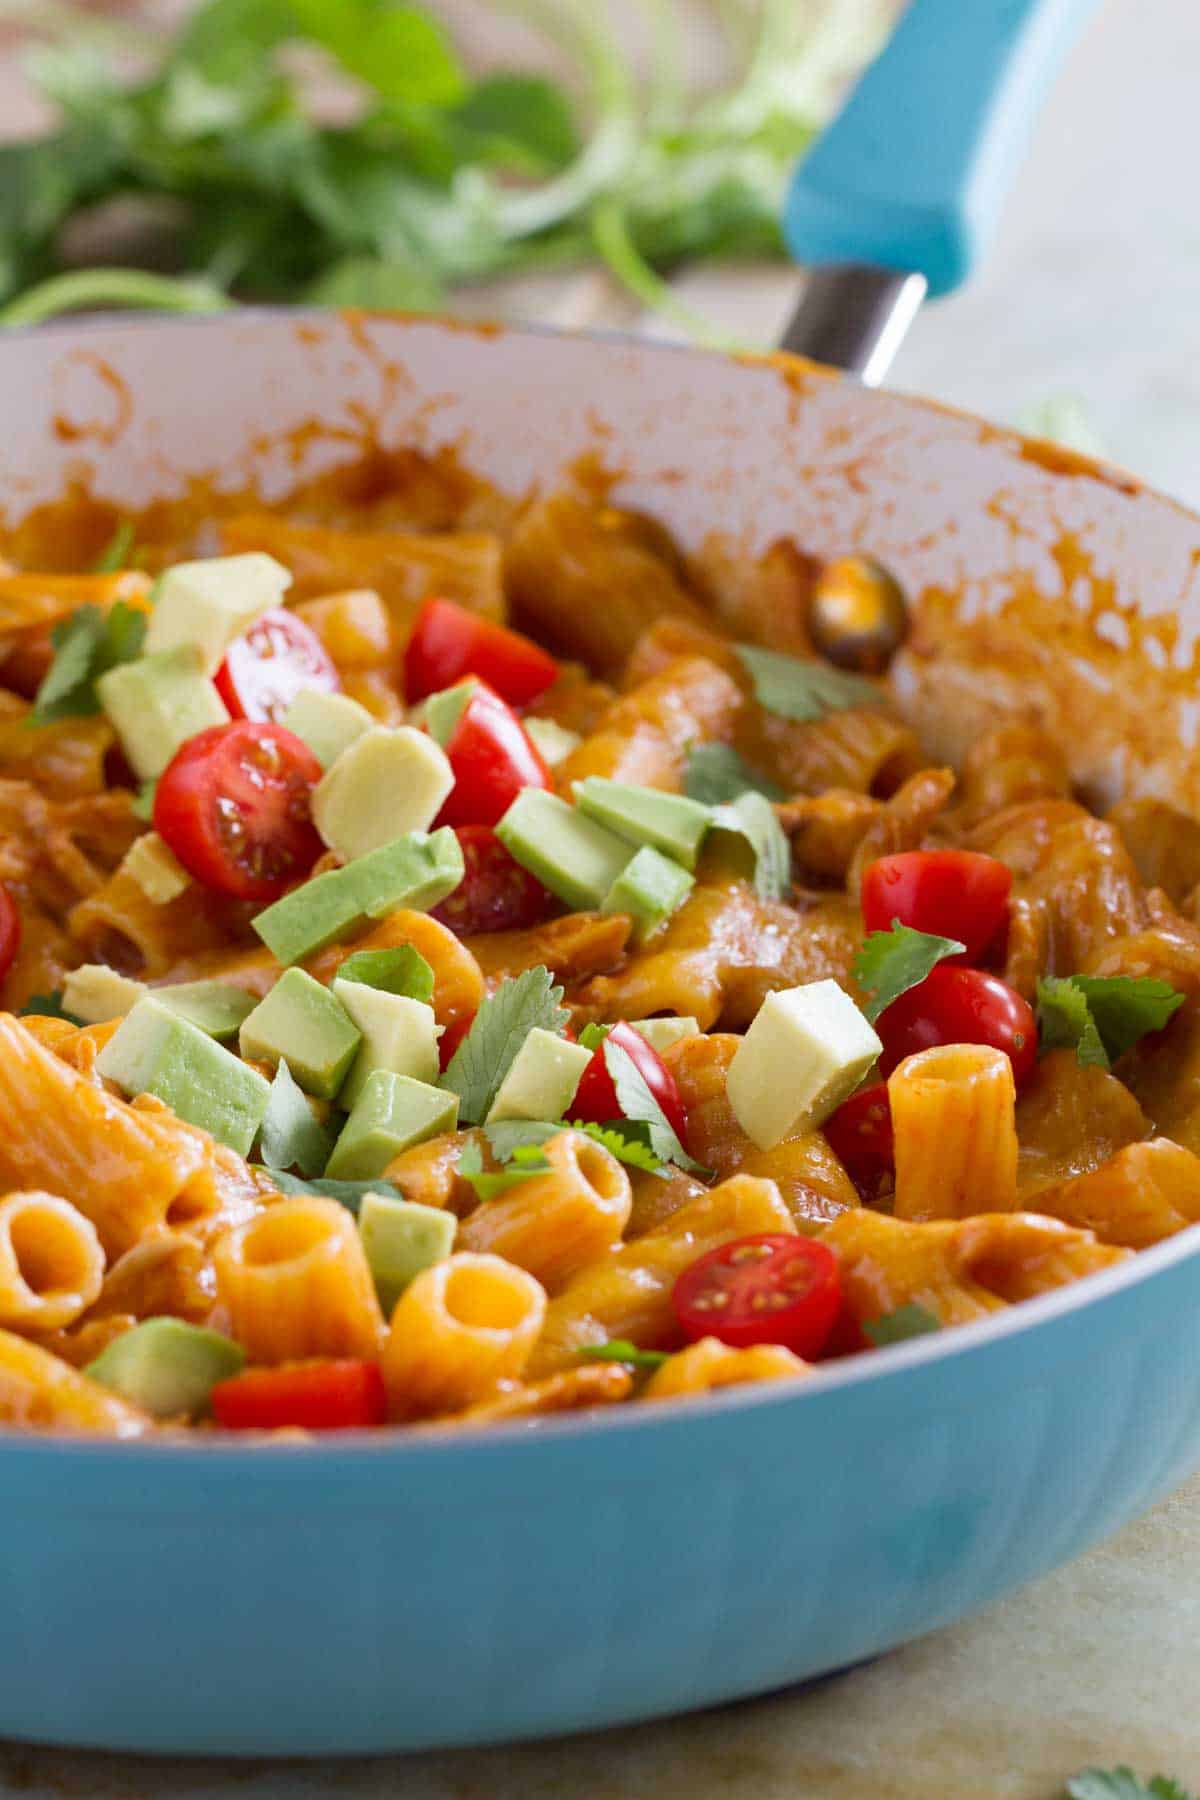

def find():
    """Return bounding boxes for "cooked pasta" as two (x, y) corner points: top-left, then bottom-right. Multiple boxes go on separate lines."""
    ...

(382, 1253), (546, 1418)
(890, 1044), (1019, 1222)
(0, 1192), (104, 1331)
(642, 1337), (809, 1400)
(214, 1198), (384, 1363)
(457, 1130), (632, 1290)
(0, 1326), (151, 1436)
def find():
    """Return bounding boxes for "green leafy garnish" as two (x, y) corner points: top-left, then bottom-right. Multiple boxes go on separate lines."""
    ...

(852, 922), (965, 1025)
(20, 990), (83, 1024)
(458, 1136), (550, 1203)
(571, 1120), (665, 1175)
(579, 1339), (669, 1373)
(257, 1058), (336, 1178)
(1036, 974), (1183, 1071)
(92, 519), (136, 573)
(441, 965), (569, 1126)
(736, 646), (882, 723)
(683, 743), (784, 807)
(601, 1033), (710, 1176)
(1066, 1770), (1195, 1800)
(578, 1022), (610, 1052)
(131, 780), (157, 823)
(255, 1168), (403, 1216)
(482, 1118), (560, 1163)
(29, 602), (147, 725)
(335, 946), (434, 1003)
(709, 791), (790, 901)
(864, 1303), (941, 1347)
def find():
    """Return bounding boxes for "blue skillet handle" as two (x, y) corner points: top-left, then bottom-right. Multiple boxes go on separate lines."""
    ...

(783, 0), (1102, 296)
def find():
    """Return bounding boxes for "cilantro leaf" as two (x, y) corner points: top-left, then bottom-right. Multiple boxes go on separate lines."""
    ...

(601, 1033), (710, 1176)
(864, 1303), (941, 1347)
(441, 966), (569, 1125)
(92, 520), (136, 573)
(1036, 974), (1183, 1071)
(683, 743), (784, 806)
(737, 645), (881, 722)
(255, 1169), (402, 1216)
(20, 989), (82, 1024)
(1067, 1770), (1196, 1800)
(1036, 976), (1110, 1069)
(570, 1119), (665, 1175)
(458, 1136), (550, 1202)
(709, 791), (790, 901)
(257, 1060), (335, 1178)
(30, 601), (147, 725)
(853, 921), (965, 1025)
(482, 1114), (663, 1177)
(335, 946), (434, 1002)
(483, 1119), (561, 1162)
(578, 1022), (610, 1052)
(579, 1339), (669, 1372)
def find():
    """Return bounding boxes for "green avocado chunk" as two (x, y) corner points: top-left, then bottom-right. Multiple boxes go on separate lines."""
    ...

(422, 679), (479, 748)
(251, 829), (465, 966)
(325, 1071), (460, 1181)
(96, 997), (271, 1155)
(358, 1192), (455, 1315)
(573, 777), (711, 870)
(239, 968), (362, 1099)
(96, 646), (230, 781)
(85, 1317), (245, 1419)
(154, 980), (256, 1043)
(496, 789), (630, 910)
(601, 845), (694, 943)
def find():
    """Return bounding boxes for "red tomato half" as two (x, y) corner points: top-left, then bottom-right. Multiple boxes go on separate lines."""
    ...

(434, 685), (550, 829)
(154, 720), (324, 903)
(211, 1360), (387, 1431)
(823, 1082), (894, 1202)
(876, 964), (1037, 1086)
(215, 608), (340, 724)
(0, 884), (20, 987)
(861, 850), (1012, 963)
(405, 596), (558, 708)
(570, 1020), (690, 1150)
(431, 826), (549, 935)
(672, 1234), (841, 1359)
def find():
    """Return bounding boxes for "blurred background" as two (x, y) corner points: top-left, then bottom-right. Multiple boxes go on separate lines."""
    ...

(2, 0), (1194, 504)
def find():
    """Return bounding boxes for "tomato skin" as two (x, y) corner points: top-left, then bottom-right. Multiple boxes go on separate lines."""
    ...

(876, 964), (1037, 1086)
(153, 720), (324, 903)
(861, 850), (1012, 963)
(211, 1360), (387, 1431)
(672, 1234), (842, 1360)
(434, 685), (550, 829)
(430, 825), (549, 936)
(405, 597), (558, 708)
(570, 1020), (690, 1150)
(214, 608), (340, 724)
(823, 1082), (894, 1202)
(0, 884), (20, 987)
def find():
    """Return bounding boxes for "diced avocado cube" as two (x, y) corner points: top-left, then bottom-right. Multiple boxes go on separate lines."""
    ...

(422, 679), (479, 748)
(707, 791), (790, 902)
(312, 727), (454, 861)
(325, 1071), (459, 1181)
(97, 646), (230, 781)
(258, 1059), (336, 1178)
(61, 965), (147, 1025)
(86, 1317), (245, 1419)
(523, 716), (581, 768)
(97, 997), (272, 1156)
(726, 980), (881, 1151)
(335, 945), (433, 1002)
(573, 778), (711, 870)
(486, 1027), (592, 1124)
(601, 845), (694, 943)
(282, 688), (374, 769)
(348, 828), (464, 919)
(239, 968), (361, 1099)
(120, 832), (190, 905)
(144, 552), (290, 673)
(152, 980), (256, 1043)
(251, 867), (369, 967)
(358, 1193), (455, 1315)
(332, 980), (441, 1107)
(496, 790), (630, 910)
(629, 1016), (700, 1054)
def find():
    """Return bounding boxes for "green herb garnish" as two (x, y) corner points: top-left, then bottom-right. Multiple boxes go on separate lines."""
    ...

(19, 989), (83, 1024)
(92, 519), (136, 573)
(852, 922), (965, 1025)
(257, 1059), (336, 1179)
(579, 1339), (669, 1373)
(601, 1033), (709, 1176)
(29, 602), (147, 725)
(256, 1169), (403, 1215)
(1066, 1770), (1195, 1800)
(863, 1303), (941, 1347)
(683, 743), (784, 806)
(458, 1137), (551, 1203)
(736, 645), (882, 723)
(708, 791), (790, 901)
(1036, 974), (1183, 1071)
(440, 965), (569, 1126)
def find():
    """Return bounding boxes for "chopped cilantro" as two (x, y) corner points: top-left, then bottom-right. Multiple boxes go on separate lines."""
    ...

(1066, 1770), (1195, 1800)
(29, 601), (147, 726)
(579, 1339), (669, 1372)
(852, 921), (965, 1024)
(1036, 974), (1183, 1071)
(1036, 977), (1109, 1068)
(257, 1060), (336, 1179)
(736, 645), (881, 722)
(483, 1119), (561, 1162)
(708, 790), (790, 901)
(578, 1022), (610, 1052)
(335, 945), (434, 1002)
(602, 1033), (710, 1175)
(570, 1119), (665, 1175)
(440, 965), (569, 1125)
(459, 1136), (550, 1202)
(864, 1303), (941, 1347)
(19, 989), (82, 1024)
(683, 742), (784, 806)
(92, 520), (136, 573)
(255, 1169), (403, 1216)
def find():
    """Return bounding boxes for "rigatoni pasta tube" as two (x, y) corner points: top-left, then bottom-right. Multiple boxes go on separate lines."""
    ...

(214, 1197), (384, 1363)
(0, 1327), (151, 1437)
(382, 1252), (546, 1419)
(0, 1192), (104, 1332)
(643, 1337), (809, 1401)
(890, 1043), (1018, 1221)
(457, 1130), (632, 1291)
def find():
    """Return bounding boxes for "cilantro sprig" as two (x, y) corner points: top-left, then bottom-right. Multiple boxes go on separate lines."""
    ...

(92, 519), (136, 573)
(683, 743), (784, 807)
(601, 1033), (710, 1176)
(863, 1303), (941, 1347)
(20, 989), (82, 1024)
(1036, 974), (1183, 1071)
(579, 1340), (669, 1373)
(459, 1137), (550, 1203)
(708, 791), (790, 901)
(852, 922), (965, 1025)
(256, 1169), (404, 1216)
(440, 966), (568, 1126)
(257, 1060), (335, 1179)
(29, 602), (146, 726)
(480, 1116), (665, 1179)
(736, 645), (882, 723)
(1066, 1770), (1195, 1800)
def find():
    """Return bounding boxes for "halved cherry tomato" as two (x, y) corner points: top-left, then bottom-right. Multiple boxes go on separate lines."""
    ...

(405, 596), (558, 708)
(434, 684), (550, 829)
(672, 1234), (841, 1359)
(431, 825), (549, 935)
(211, 1360), (387, 1431)
(876, 964), (1037, 1086)
(570, 1020), (690, 1150)
(154, 720), (324, 903)
(438, 1013), (474, 1072)
(0, 883), (20, 987)
(861, 850), (1012, 963)
(823, 1082), (894, 1203)
(214, 608), (340, 724)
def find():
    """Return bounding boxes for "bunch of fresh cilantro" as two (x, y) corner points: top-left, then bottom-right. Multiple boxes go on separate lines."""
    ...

(0, 0), (889, 331)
